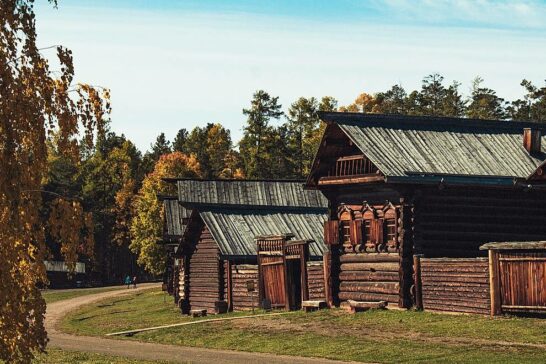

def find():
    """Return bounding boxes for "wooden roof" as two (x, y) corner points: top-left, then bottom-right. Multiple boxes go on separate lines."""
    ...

(309, 112), (546, 187)
(199, 207), (327, 258)
(162, 198), (191, 241)
(480, 241), (546, 250)
(174, 179), (329, 258)
(176, 179), (327, 209)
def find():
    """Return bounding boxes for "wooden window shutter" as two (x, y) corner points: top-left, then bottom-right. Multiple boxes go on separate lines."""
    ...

(349, 219), (362, 246)
(371, 219), (384, 245)
(323, 220), (339, 245)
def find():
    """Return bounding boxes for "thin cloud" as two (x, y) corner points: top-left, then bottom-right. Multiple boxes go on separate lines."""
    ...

(368, 0), (546, 29)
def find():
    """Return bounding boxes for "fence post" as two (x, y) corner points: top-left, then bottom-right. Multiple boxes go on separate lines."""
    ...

(413, 254), (423, 310)
(323, 250), (333, 308)
(488, 249), (501, 316)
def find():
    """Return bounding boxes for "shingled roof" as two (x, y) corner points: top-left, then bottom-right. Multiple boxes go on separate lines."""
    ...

(199, 207), (327, 258)
(173, 179), (328, 258)
(177, 179), (327, 208)
(312, 112), (546, 185)
(162, 198), (192, 241)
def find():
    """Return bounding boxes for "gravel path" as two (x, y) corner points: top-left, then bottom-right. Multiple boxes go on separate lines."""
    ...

(45, 284), (358, 364)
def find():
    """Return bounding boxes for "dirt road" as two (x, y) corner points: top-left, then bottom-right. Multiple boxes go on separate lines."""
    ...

(45, 284), (358, 364)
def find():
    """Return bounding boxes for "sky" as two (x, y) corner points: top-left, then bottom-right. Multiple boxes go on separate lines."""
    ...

(35, 0), (546, 152)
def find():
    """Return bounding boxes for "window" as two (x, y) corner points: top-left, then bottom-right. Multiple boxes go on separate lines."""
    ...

(341, 220), (351, 245)
(383, 205), (399, 253)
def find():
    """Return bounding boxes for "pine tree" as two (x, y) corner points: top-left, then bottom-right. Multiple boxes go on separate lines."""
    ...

(286, 97), (321, 178)
(418, 74), (447, 116)
(173, 128), (189, 153)
(466, 77), (507, 120)
(142, 133), (173, 174)
(375, 85), (407, 114)
(239, 90), (283, 178)
(442, 81), (466, 117)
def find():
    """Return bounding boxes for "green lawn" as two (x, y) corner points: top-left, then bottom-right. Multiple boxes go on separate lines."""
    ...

(62, 288), (546, 364)
(42, 286), (126, 304)
(33, 348), (171, 364)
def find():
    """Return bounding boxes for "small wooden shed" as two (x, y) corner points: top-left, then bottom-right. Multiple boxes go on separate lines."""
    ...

(481, 241), (546, 316)
(256, 234), (310, 310)
(164, 179), (329, 314)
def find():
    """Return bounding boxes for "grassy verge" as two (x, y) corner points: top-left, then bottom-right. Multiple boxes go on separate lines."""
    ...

(62, 288), (546, 364)
(33, 348), (172, 364)
(42, 286), (126, 304)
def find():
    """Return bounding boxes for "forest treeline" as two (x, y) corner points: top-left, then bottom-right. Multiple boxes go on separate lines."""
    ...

(45, 74), (546, 281)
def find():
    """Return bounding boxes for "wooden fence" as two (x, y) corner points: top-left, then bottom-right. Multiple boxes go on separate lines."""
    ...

(414, 256), (490, 315)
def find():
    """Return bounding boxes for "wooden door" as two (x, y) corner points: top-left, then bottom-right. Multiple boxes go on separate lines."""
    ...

(286, 259), (302, 310)
(261, 256), (286, 308)
(498, 251), (546, 312)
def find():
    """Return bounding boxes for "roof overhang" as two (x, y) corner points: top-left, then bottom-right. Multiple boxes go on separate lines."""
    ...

(480, 241), (546, 250)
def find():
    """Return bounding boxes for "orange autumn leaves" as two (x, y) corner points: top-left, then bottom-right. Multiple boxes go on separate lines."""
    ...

(48, 198), (94, 272)
(0, 1), (110, 362)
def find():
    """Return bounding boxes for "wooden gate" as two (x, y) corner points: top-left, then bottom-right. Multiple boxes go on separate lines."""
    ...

(257, 234), (309, 310)
(498, 251), (546, 312)
(482, 242), (546, 315)
(260, 255), (286, 308)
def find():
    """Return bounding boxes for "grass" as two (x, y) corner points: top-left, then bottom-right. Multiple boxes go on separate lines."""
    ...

(62, 288), (546, 363)
(33, 348), (172, 364)
(42, 286), (126, 304)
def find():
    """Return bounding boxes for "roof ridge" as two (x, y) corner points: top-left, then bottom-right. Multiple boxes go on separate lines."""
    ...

(319, 112), (546, 131)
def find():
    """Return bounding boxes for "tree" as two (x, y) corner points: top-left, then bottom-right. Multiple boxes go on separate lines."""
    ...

(466, 77), (507, 120)
(173, 128), (189, 153)
(142, 133), (172, 173)
(442, 81), (466, 117)
(0, 1), (110, 362)
(239, 90), (284, 178)
(374, 85), (408, 115)
(417, 73), (447, 116)
(508, 80), (546, 122)
(80, 138), (142, 282)
(182, 123), (233, 178)
(130, 152), (201, 274)
(286, 97), (321, 178)
(184, 126), (210, 175)
(205, 124), (233, 178)
(219, 150), (245, 179)
(319, 96), (338, 112)
(340, 92), (377, 113)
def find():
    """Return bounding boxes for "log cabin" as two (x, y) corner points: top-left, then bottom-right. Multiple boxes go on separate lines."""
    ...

(165, 179), (329, 314)
(158, 196), (192, 298)
(307, 112), (546, 313)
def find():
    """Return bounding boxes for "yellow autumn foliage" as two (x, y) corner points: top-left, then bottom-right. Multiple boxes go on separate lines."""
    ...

(0, 1), (110, 362)
(130, 152), (201, 275)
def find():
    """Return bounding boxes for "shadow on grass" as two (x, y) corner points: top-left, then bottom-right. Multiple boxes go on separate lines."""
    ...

(96, 297), (134, 308)
(75, 310), (134, 321)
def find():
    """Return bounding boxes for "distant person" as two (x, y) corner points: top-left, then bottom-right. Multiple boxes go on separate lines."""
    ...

(125, 275), (131, 289)
(132, 275), (137, 289)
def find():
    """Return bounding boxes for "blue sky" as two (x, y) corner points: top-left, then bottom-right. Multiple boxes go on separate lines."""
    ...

(36, 1), (546, 151)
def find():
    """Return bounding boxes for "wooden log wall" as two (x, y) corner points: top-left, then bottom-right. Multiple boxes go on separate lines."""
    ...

(307, 261), (325, 300)
(230, 264), (259, 311)
(337, 253), (400, 305)
(413, 189), (546, 257)
(187, 226), (223, 313)
(420, 257), (490, 315)
(177, 263), (185, 302)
